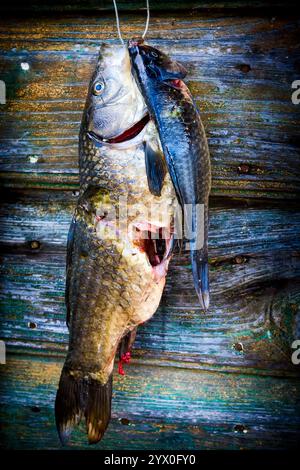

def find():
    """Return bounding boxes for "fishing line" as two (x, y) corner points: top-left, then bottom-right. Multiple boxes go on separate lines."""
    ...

(112, 0), (150, 44)
(142, 0), (150, 39)
(112, 0), (125, 45)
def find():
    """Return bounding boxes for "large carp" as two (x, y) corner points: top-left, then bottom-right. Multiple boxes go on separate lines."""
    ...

(55, 44), (176, 444)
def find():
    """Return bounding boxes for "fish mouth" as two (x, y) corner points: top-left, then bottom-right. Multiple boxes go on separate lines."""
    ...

(132, 222), (173, 282)
(88, 113), (150, 145)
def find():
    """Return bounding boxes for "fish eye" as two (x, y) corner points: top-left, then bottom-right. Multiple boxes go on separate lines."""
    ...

(93, 81), (105, 95)
(151, 51), (158, 58)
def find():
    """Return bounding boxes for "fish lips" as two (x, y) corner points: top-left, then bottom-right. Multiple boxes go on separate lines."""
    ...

(87, 113), (150, 148)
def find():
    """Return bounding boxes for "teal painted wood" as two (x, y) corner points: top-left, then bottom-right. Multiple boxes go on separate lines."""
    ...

(0, 6), (299, 450)
(1, 251), (299, 373)
(0, 191), (299, 375)
(1, 356), (300, 450)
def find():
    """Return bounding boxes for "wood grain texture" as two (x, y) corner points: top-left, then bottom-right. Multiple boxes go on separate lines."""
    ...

(1, 251), (299, 374)
(0, 191), (299, 375)
(0, 13), (299, 198)
(1, 356), (300, 450)
(0, 7), (300, 450)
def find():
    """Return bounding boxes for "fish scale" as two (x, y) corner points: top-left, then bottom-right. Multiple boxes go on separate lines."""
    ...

(55, 44), (176, 445)
(129, 41), (211, 310)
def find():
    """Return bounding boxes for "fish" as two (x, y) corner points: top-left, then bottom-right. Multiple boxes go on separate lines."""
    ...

(128, 40), (211, 310)
(55, 43), (176, 444)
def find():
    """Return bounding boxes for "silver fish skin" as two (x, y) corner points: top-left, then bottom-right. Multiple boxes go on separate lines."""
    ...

(128, 41), (212, 310)
(55, 44), (176, 445)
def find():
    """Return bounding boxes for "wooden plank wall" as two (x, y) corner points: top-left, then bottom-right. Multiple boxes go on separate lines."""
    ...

(0, 1), (300, 449)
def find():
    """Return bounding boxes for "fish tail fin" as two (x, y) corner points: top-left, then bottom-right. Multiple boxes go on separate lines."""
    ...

(191, 248), (209, 311)
(55, 368), (112, 445)
(85, 375), (112, 444)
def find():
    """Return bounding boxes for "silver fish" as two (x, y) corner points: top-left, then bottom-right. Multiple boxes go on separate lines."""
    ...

(129, 40), (211, 310)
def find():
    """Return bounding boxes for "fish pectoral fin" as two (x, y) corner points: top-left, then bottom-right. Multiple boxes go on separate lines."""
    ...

(163, 145), (184, 207)
(144, 140), (167, 197)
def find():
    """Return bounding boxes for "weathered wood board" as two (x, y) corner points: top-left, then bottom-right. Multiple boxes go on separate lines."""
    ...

(0, 1), (299, 450)
(1, 191), (300, 375)
(0, 12), (300, 198)
(1, 356), (300, 450)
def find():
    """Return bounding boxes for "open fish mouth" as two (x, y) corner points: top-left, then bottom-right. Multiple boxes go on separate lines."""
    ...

(94, 214), (173, 282)
(88, 113), (150, 145)
(132, 222), (173, 282)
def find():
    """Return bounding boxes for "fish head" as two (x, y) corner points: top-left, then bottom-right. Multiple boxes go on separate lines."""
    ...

(84, 43), (149, 145)
(128, 42), (187, 84)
